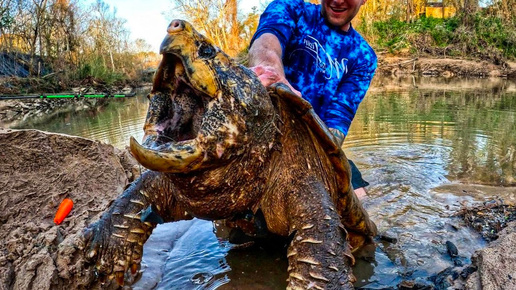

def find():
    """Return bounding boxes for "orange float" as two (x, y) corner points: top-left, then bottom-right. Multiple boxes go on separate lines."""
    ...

(54, 198), (73, 225)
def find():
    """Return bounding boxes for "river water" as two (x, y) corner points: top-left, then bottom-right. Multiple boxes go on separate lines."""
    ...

(9, 76), (516, 289)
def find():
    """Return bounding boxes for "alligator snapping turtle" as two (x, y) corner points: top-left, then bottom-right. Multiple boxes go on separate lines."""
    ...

(83, 19), (377, 289)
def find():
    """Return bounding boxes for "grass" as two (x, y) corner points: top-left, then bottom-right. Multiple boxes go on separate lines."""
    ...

(76, 56), (126, 85)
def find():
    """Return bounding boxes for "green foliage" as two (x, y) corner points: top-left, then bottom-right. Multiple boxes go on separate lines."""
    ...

(473, 13), (516, 59)
(364, 12), (516, 61)
(76, 56), (125, 84)
(370, 18), (411, 52)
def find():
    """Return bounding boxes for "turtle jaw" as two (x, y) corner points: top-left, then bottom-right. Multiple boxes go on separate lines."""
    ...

(130, 53), (210, 173)
(130, 136), (203, 172)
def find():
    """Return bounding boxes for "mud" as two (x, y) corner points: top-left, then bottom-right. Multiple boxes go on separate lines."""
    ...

(377, 56), (516, 79)
(0, 129), (140, 290)
(465, 220), (516, 289)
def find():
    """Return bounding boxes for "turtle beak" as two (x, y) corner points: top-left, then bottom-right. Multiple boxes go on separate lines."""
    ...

(129, 136), (204, 172)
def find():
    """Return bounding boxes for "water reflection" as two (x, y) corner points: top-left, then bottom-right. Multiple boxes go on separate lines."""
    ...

(347, 76), (516, 288)
(11, 95), (149, 148)
(134, 220), (232, 290)
(6, 76), (516, 288)
(348, 76), (516, 186)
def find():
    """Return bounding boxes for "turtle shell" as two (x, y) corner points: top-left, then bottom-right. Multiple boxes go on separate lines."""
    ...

(267, 83), (377, 238)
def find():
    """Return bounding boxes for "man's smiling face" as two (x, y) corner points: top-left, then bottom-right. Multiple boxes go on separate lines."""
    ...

(321, 0), (367, 32)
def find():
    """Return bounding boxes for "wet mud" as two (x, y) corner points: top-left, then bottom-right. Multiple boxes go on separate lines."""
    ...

(0, 129), (139, 289)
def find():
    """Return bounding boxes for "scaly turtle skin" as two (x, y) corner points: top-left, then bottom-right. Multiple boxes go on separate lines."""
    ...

(82, 19), (377, 289)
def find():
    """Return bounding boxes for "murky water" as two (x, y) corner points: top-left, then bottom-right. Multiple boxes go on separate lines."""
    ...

(8, 76), (516, 289)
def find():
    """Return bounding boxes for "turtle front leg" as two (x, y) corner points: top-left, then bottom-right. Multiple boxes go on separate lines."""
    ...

(81, 170), (190, 285)
(286, 180), (356, 289)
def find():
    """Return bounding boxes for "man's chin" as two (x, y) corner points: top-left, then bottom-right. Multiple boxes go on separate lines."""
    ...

(326, 17), (351, 31)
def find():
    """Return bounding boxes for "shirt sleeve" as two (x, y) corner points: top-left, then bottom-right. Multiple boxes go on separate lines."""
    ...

(249, 0), (304, 55)
(323, 53), (377, 136)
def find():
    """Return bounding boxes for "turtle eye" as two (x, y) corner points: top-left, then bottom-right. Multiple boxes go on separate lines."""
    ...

(198, 43), (216, 59)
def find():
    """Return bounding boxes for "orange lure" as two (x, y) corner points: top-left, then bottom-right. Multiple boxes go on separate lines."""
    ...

(54, 198), (73, 225)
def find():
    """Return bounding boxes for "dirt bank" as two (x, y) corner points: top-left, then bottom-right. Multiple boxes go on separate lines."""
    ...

(0, 85), (150, 129)
(0, 98), (112, 128)
(0, 129), (139, 289)
(2, 56), (514, 129)
(465, 220), (516, 289)
(458, 200), (516, 289)
(377, 56), (516, 79)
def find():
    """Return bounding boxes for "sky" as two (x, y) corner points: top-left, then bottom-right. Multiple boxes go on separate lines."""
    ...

(96, 0), (269, 52)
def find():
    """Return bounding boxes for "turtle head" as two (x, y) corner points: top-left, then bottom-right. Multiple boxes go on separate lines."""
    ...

(130, 20), (274, 173)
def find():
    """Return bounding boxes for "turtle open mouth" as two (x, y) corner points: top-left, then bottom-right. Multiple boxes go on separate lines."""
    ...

(145, 53), (206, 147)
(129, 53), (209, 172)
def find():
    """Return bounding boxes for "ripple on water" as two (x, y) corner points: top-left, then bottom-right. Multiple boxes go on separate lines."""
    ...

(134, 219), (231, 290)
(346, 137), (488, 288)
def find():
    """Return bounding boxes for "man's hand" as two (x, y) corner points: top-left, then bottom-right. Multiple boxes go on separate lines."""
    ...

(329, 127), (345, 148)
(250, 65), (301, 97)
(248, 33), (301, 97)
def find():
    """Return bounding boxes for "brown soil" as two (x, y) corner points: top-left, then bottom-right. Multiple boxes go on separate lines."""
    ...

(0, 75), (139, 95)
(377, 56), (516, 79)
(0, 129), (140, 289)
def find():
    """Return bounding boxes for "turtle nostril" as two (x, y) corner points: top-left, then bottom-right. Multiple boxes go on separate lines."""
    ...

(167, 19), (183, 33)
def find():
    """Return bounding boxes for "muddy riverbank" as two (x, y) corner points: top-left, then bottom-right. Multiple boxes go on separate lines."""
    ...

(0, 129), (140, 289)
(377, 56), (516, 79)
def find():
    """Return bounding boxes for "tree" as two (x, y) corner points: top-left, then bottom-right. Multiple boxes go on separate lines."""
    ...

(0, 0), (15, 50)
(168, 0), (261, 57)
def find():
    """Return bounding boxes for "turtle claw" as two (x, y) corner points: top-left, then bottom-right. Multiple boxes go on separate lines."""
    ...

(81, 226), (101, 265)
(80, 211), (151, 287)
(115, 271), (125, 286)
(131, 263), (139, 275)
(77, 227), (92, 251)
(98, 271), (107, 284)
(87, 249), (97, 260)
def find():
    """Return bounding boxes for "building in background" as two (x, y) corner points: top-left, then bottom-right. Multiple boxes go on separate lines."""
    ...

(425, 0), (457, 18)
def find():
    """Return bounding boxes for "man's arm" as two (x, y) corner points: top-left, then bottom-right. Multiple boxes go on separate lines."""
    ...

(329, 127), (346, 147)
(248, 33), (283, 79)
(248, 33), (301, 96)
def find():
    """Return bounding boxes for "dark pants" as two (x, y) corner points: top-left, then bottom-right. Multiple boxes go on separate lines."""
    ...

(348, 159), (369, 189)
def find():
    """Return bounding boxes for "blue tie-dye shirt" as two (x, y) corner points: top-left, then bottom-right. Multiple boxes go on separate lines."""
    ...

(250, 0), (377, 135)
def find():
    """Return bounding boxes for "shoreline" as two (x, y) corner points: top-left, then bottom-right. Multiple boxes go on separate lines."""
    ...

(377, 55), (516, 79)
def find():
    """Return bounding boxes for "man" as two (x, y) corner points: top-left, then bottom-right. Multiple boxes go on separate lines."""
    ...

(248, 0), (376, 199)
